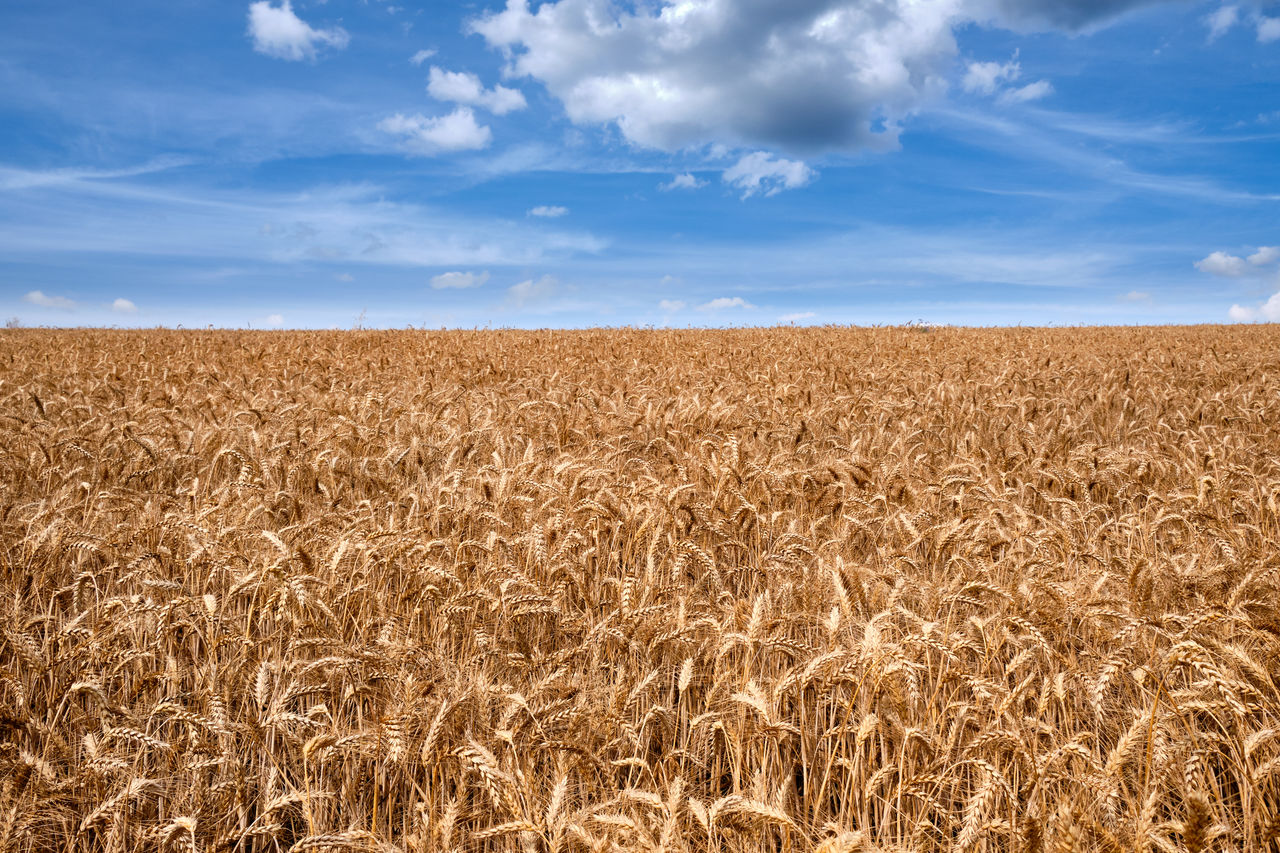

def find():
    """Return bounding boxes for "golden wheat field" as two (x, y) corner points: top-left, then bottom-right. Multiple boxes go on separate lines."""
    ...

(2, 326), (1279, 853)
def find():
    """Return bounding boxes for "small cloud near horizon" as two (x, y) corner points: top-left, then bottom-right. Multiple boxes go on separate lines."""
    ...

(506, 274), (558, 309)
(700, 296), (754, 310)
(24, 290), (76, 310)
(431, 270), (490, 289)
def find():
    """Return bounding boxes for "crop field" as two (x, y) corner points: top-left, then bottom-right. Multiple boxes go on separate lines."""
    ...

(1, 326), (1279, 853)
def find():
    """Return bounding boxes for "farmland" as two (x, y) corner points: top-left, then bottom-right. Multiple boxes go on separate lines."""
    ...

(1, 326), (1279, 852)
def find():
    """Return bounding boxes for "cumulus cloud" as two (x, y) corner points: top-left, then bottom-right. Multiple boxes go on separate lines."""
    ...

(963, 53), (1020, 95)
(506, 274), (558, 309)
(378, 108), (492, 153)
(659, 299), (686, 312)
(470, 0), (963, 153)
(427, 67), (527, 115)
(1248, 246), (1280, 266)
(1205, 4), (1239, 40)
(1119, 291), (1152, 303)
(23, 290), (76, 309)
(430, 270), (490, 289)
(998, 79), (1054, 105)
(471, 0), (1168, 154)
(1202, 4), (1280, 42)
(247, 1), (349, 61)
(1196, 250), (1248, 277)
(660, 173), (707, 191)
(975, 0), (1172, 31)
(1228, 293), (1280, 322)
(699, 296), (754, 310)
(722, 152), (814, 198)
(111, 298), (138, 314)
(410, 49), (437, 66)
(528, 205), (568, 217)
(266, 313), (285, 327)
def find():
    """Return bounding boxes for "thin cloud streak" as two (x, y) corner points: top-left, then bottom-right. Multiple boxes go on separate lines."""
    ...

(0, 169), (609, 267)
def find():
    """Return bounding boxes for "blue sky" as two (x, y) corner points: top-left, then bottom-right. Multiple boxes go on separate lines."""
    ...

(1, 0), (1278, 328)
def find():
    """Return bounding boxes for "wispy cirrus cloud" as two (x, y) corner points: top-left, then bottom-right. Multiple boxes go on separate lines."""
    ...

(0, 168), (606, 270)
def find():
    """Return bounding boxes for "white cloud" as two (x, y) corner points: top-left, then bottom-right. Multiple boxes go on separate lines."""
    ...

(1249, 246), (1280, 266)
(0, 177), (605, 272)
(111, 298), (138, 314)
(471, 0), (1157, 154)
(722, 152), (814, 198)
(1259, 16), (1280, 42)
(659, 299), (686, 312)
(247, 1), (349, 61)
(962, 51), (1051, 104)
(1119, 290), (1151, 303)
(528, 205), (569, 217)
(1205, 4), (1239, 40)
(335, 272), (354, 282)
(471, 0), (962, 153)
(1229, 293), (1280, 322)
(431, 270), (490, 289)
(779, 311), (817, 322)
(998, 79), (1054, 105)
(977, 0), (1174, 30)
(963, 53), (1020, 95)
(410, 49), (437, 66)
(378, 108), (492, 153)
(506, 274), (558, 309)
(23, 290), (76, 310)
(699, 296), (754, 311)
(1195, 250), (1248, 277)
(660, 173), (707, 191)
(427, 67), (527, 115)
(266, 313), (285, 327)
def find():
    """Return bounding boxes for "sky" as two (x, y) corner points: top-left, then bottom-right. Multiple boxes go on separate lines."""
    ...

(1, 0), (1278, 329)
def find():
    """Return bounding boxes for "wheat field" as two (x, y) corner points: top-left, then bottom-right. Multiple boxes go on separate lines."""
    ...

(1, 326), (1279, 853)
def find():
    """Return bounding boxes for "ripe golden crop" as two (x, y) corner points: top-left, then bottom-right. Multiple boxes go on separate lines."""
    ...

(1, 326), (1278, 852)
